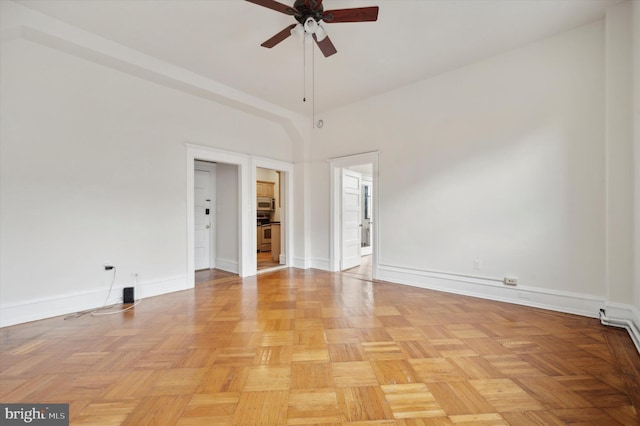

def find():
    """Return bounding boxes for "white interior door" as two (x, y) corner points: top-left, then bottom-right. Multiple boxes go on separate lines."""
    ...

(361, 180), (373, 256)
(194, 169), (211, 270)
(342, 169), (362, 270)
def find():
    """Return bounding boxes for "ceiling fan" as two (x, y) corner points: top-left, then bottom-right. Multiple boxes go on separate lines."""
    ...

(246, 0), (379, 57)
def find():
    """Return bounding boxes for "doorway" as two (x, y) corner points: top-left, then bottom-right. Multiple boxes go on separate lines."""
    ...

(186, 144), (294, 285)
(329, 152), (379, 279)
(256, 167), (287, 272)
(193, 160), (240, 284)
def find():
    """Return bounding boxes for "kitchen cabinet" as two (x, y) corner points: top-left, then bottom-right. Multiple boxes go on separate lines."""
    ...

(257, 181), (275, 198)
(257, 225), (261, 252)
(271, 223), (281, 263)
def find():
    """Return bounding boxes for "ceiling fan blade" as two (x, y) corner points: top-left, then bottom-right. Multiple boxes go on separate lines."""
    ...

(323, 6), (379, 23)
(245, 0), (297, 16)
(313, 33), (337, 57)
(261, 24), (297, 48)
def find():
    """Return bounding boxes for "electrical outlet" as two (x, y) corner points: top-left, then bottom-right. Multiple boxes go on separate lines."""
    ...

(473, 259), (482, 270)
(503, 277), (518, 286)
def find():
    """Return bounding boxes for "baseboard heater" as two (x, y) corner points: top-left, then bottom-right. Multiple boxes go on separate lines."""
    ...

(599, 309), (640, 354)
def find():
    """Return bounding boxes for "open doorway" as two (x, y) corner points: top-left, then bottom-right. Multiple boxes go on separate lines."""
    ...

(329, 152), (379, 280)
(194, 160), (240, 285)
(346, 164), (373, 257)
(341, 164), (373, 280)
(187, 145), (249, 288)
(256, 167), (287, 272)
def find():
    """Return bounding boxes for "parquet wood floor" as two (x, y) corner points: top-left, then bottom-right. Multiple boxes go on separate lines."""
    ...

(258, 252), (280, 271)
(1, 267), (639, 425)
(195, 268), (237, 285)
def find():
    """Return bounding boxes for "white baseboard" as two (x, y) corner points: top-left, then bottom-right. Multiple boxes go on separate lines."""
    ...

(136, 275), (190, 299)
(293, 256), (310, 269)
(309, 257), (331, 271)
(603, 302), (640, 323)
(0, 275), (188, 327)
(376, 264), (604, 318)
(215, 258), (239, 274)
(293, 257), (331, 270)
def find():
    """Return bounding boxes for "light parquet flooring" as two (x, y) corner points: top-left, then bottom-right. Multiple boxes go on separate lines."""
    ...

(342, 255), (373, 281)
(195, 268), (237, 285)
(1, 268), (639, 425)
(257, 251), (280, 271)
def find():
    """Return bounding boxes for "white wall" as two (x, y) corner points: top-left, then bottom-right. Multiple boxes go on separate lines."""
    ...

(308, 161), (331, 268)
(0, 19), (292, 325)
(604, 2), (634, 306)
(215, 163), (239, 273)
(292, 162), (310, 269)
(310, 21), (607, 311)
(634, 1), (640, 312)
(256, 167), (278, 182)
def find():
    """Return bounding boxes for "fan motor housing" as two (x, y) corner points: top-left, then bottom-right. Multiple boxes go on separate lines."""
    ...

(293, 0), (324, 24)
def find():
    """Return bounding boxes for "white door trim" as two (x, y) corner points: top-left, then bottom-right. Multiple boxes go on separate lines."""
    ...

(328, 151), (379, 277)
(186, 144), (250, 286)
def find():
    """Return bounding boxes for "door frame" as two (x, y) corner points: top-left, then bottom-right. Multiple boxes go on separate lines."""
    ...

(186, 145), (249, 286)
(186, 144), (295, 287)
(251, 157), (294, 272)
(329, 151), (379, 276)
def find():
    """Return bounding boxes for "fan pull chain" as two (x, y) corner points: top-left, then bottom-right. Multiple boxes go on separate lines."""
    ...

(312, 38), (316, 127)
(302, 35), (306, 103)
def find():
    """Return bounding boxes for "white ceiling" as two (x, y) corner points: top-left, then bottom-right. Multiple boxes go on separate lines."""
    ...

(19, 0), (621, 116)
